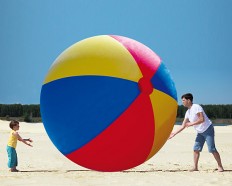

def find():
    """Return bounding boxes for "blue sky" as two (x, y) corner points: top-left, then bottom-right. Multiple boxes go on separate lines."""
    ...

(1, 0), (232, 105)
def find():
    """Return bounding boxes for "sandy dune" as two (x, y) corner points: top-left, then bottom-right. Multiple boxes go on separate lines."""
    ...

(0, 120), (231, 186)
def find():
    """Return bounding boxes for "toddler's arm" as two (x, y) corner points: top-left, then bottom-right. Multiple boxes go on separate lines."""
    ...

(14, 132), (33, 147)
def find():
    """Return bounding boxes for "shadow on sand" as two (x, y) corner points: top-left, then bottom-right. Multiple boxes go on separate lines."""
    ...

(19, 169), (232, 173)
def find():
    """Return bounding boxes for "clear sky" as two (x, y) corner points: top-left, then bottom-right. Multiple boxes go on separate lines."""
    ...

(1, 0), (232, 105)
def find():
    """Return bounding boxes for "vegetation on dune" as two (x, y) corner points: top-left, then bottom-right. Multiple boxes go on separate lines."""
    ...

(0, 104), (232, 123)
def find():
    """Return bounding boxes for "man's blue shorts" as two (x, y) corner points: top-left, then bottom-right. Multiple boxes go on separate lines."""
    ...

(193, 125), (217, 153)
(6, 146), (18, 168)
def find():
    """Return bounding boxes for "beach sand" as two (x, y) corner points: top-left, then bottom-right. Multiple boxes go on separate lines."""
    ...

(0, 120), (232, 186)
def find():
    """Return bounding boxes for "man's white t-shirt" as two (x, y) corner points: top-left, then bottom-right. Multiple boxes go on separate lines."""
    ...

(184, 104), (212, 133)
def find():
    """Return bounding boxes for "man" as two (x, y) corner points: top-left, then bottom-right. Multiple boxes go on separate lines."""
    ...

(169, 93), (224, 172)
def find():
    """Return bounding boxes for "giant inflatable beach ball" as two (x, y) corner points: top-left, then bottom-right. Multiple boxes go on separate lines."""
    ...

(40, 35), (177, 172)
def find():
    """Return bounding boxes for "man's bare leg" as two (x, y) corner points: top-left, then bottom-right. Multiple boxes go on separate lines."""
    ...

(190, 150), (200, 171)
(212, 151), (224, 172)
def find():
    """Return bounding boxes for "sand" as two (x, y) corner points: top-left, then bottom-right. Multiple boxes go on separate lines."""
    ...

(0, 120), (232, 186)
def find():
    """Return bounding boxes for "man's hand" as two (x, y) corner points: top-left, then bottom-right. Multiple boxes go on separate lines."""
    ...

(27, 138), (33, 143)
(185, 122), (192, 128)
(168, 132), (176, 139)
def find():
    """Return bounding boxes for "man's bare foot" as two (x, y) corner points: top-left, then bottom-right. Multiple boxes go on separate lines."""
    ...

(217, 166), (224, 172)
(189, 168), (198, 172)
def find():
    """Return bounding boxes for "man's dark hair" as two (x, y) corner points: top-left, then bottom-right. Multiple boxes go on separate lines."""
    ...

(181, 93), (193, 102)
